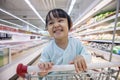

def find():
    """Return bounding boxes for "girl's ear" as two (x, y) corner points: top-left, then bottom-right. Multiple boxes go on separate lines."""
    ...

(69, 22), (73, 32)
(70, 22), (73, 30)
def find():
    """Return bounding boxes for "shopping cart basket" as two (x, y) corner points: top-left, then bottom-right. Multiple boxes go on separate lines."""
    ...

(16, 62), (120, 80)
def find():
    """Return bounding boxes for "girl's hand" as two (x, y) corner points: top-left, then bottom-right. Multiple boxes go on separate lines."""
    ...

(38, 72), (49, 77)
(69, 55), (87, 73)
(38, 62), (53, 77)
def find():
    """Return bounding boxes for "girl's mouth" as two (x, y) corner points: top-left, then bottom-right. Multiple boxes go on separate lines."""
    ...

(53, 29), (63, 33)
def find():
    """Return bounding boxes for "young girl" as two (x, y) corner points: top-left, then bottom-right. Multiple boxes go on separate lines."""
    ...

(38, 8), (91, 78)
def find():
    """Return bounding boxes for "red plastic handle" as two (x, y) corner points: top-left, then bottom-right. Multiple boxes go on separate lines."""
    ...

(16, 63), (27, 78)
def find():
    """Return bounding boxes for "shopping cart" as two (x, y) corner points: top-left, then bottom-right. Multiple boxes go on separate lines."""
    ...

(16, 62), (120, 80)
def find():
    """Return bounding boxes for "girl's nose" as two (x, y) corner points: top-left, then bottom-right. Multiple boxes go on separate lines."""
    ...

(53, 22), (59, 28)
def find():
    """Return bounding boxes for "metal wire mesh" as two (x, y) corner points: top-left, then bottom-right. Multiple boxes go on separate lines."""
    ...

(26, 69), (119, 80)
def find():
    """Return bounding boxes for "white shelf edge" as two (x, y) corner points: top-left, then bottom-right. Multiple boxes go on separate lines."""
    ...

(0, 39), (44, 44)
(79, 27), (120, 36)
(81, 39), (120, 44)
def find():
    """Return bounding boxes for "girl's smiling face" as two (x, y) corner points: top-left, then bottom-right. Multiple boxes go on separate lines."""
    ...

(47, 13), (69, 39)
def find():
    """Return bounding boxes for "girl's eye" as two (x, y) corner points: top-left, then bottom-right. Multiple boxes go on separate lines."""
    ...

(58, 19), (63, 22)
(48, 22), (54, 25)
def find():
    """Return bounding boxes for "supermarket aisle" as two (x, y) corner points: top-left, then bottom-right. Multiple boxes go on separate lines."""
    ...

(0, 0), (120, 80)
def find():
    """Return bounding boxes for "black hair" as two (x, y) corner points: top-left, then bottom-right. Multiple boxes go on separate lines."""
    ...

(45, 8), (72, 30)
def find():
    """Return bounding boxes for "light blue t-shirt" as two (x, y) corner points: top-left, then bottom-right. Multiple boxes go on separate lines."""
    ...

(40, 37), (91, 64)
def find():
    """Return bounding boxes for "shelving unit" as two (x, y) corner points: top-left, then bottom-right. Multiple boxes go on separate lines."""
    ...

(0, 24), (49, 80)
(74, 1), (120, 79)
(0, 43), (46, 80)
(0, 24), (42, 41)
(74, 0), (120, 58)
(0, 23), (49, 66)
(78, 13), (120, 32)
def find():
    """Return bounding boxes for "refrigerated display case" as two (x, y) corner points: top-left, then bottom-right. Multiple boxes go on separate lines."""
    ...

(74, 0), (120, 58)
(0, 45), (9, 67)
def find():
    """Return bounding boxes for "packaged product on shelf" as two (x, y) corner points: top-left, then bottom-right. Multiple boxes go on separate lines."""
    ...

(113, 46), (120, 55)
(117, 22), (120, 27)
(86, 18), (95, 24)
(94, 11), (114, 22)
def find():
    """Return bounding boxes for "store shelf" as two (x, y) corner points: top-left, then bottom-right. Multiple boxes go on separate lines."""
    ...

(81, 39), (120, 44)
(79, 27), (120, 36)
(0, 43), (46, 80)
(0, 39), (46, 45)
(77, 0), (120, 58)
(0, 24), (41, 36)
(8, 41), (45, 54)
(86, 46), (120, 62)
(77, 13), (120, 32)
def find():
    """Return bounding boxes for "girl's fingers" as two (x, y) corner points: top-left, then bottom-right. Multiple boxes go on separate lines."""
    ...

(38, 62), (54, 71)
(51, 62), (54, 65)
(78, 61), (83, 71)
(47, 62), (53, 69)
(81, 59), (87, 71)
(69, 61), (74, 64)
(80, 60), (85, 71)
(74, 61), (79, 73)
(38, 72), (49, 77)
(44, 63), (49, 70)
(38, 63), (44, 69)
(74, 55), (87, 72)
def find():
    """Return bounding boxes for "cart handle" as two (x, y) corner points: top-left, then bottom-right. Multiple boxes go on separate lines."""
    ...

(16, 62), (120, 78)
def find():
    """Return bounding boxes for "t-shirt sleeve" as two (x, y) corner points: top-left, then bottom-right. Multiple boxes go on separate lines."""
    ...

(39, 46), (51, 62)
(76, 39), (92, 63)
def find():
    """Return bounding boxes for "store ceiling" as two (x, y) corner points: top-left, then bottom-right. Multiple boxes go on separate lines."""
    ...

(0, 0), (113, 32)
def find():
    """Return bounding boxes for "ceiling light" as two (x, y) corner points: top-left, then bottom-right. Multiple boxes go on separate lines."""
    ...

(0, 8), (42, 31)
(42, 0), (56, 10)
(73, 0), (113, 28)
(46, 0), (51, 9)
(53, 0), (56, 8)
(24, 0), (45, 24)
(68, 0), (76, 15)
(50, 0), (53, 9)
(42, 0), (47, 10)
(0, 19), (23, 28)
